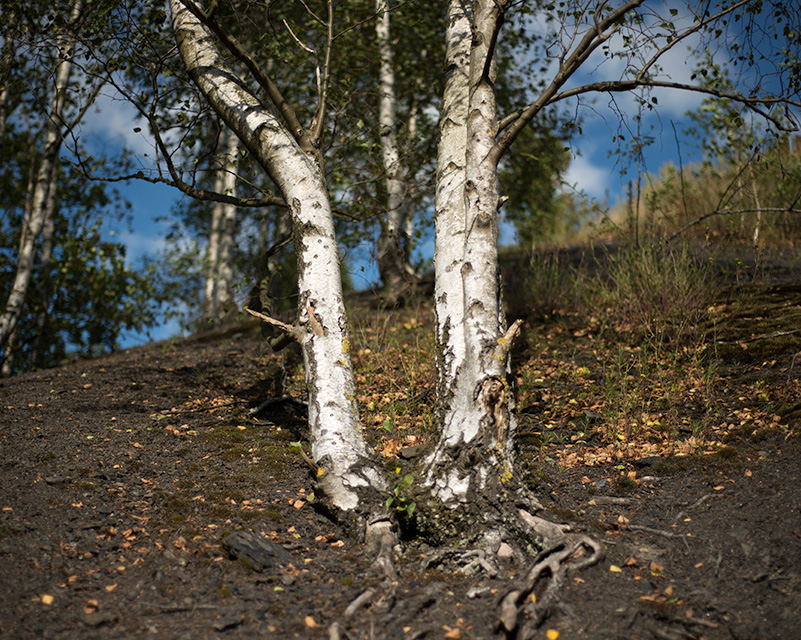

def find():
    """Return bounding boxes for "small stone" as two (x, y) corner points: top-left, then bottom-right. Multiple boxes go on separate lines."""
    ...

(497, 542), (514, 558)
(214, 612), (243, 631)
(222, 530), (293, 571)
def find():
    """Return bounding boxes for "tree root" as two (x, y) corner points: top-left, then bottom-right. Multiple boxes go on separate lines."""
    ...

(366, 519), (399, 582)
(496, 534), (603, 639)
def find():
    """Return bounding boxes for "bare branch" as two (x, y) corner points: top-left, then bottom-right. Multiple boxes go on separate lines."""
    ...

(492, 0), (646, 164)
(309, 0), (333, 146)
(549, 79), (800, 129)
(635, 0), (753, 83)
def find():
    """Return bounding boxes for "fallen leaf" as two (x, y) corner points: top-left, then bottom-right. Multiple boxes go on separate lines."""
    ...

(649, 561), (664, 574)
(105, 584), (117, 592)
(304, 616), (317, 628)
(41, 594), (54, 605)
(443, 626), (461, 639)
(547, 630), (560, 640)
(610, 565), (622, 573)
(664, 585), (674, 596)
(625, 557), (638, 566)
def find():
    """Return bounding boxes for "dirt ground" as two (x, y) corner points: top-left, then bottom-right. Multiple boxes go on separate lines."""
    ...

(2, 253), (801, 640)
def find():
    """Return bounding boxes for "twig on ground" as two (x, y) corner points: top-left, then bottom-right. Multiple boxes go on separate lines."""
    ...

(344, 589), (375, 617)
(248, 394), (309, 415)
(153, 399), (241, 417)
(629, 525), (677, 538)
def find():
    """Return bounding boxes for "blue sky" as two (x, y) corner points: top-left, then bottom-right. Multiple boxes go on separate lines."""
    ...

(85, 1), (791, 347)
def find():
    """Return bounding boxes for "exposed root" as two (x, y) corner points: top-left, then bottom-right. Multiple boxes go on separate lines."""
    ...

(496, 534), (604, 639)
(366, 519), (399, 582)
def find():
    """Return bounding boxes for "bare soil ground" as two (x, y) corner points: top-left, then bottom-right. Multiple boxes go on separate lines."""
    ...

(2, 247), (801, 640)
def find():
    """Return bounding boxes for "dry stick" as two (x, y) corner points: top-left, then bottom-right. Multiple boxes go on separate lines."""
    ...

(629, 524), (677, 538)
(343, 589), (375, 617)
(248, 394), (308, 415)
(716, 328), (801, 346)
(245, 307), (298, 336)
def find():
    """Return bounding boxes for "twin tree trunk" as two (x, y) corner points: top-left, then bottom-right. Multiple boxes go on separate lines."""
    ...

(171, 0), (524, 538)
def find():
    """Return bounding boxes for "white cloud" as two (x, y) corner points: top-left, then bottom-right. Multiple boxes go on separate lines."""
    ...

(563, 150), (614, 199)
(81, 90), (160, 159)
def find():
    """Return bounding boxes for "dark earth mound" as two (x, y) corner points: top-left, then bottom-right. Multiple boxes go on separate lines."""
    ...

(2, 269), (801, 639)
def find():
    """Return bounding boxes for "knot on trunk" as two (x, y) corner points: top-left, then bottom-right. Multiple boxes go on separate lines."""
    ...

(478, 376), (507, 443)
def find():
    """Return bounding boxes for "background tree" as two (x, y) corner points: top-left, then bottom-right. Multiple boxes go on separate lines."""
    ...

(0, 0), (85, 361)
(0, 0), (166, 375)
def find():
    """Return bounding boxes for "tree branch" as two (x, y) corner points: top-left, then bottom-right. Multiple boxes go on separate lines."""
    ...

(177, 0), (316, 154)
(492, 0), (646, 163)
(309, 0), (333, 146)
(549, 79), (800, 128)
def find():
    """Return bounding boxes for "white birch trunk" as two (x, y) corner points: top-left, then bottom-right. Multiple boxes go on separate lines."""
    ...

(215, 131), (240, 314)
(423, 0), (522, 511)
(170, 0), (386, 514)
(0, 0), (83, 355)
(203, 157), (225, 322)
(375, 0), (412, 302)
(430, 0), (471, 426)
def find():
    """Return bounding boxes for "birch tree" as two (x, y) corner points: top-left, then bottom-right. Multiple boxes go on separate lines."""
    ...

(375, 0), (420, 305)
(202, 129), (241, 323)
(170, 0), (390, 523)
(0, 0), (84, 358)
(165, 0), (800, 542)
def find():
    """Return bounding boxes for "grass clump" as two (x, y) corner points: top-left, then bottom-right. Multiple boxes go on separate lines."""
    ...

(597, 243), (712, 346)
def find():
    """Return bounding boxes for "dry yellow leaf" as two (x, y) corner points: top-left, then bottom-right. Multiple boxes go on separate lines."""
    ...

(610, 565), (622, 573)
(304, 616), (317, 628)
(41, 594), (54, 605)
(547, 630), (560, 640)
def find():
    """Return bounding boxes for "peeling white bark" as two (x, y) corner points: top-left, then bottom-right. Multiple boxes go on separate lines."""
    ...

(171, 0), (386, 513)
(432, 0), (471, 415)
(424, 0), (518, 507)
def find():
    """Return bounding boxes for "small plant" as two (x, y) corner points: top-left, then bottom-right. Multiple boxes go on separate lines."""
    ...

(386, 469), (416, 516)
